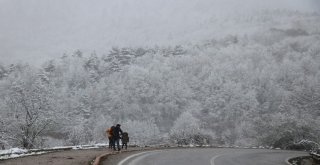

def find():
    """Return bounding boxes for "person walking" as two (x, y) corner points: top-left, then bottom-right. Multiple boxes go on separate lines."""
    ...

(121, 132), (129, 150)
(106, 126), (114, 149)
(112, 124), (123, 151)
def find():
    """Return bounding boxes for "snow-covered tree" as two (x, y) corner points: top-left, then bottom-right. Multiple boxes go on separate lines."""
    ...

(1, 67), (55, 148)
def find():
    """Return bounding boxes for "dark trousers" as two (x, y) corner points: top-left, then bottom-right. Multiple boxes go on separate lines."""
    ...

(108, 137), (113, 149)
(113, 138), (120, 151)
(122, 142), (127, 149)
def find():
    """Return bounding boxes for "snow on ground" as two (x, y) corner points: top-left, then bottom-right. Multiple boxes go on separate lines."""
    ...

(0, 148), (27, 155)
(0, 143), (108, 160)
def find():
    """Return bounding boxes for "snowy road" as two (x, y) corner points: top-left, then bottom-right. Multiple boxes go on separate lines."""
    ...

(109, 148), (307, 165)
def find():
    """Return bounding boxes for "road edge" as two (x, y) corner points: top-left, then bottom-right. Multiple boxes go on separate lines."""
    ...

(93, 152), (116, 165)
(91, 147), (156, 165)
(285, 157), (292, 165)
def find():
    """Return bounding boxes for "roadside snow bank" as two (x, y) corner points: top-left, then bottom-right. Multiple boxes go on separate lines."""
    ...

(0, 143), (108, 160)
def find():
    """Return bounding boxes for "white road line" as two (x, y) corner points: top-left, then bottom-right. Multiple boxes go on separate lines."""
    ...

(117, 150), (161, 165)
(127, 151), (161, 165)
(285, 157), (293, 165)
(210, 154), (224, 165)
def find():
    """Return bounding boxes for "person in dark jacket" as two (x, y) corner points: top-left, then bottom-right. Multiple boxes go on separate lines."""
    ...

(112, 124), (123, 151)
(121, 132), (129, 150)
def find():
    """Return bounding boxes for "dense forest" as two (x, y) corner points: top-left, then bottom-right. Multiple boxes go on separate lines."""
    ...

(0, 10), (319, 149)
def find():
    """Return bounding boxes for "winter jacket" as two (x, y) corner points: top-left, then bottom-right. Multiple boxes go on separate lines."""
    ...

(121, 132), (129, 143)
(106, 127), (113, 138)
(112, 125), (123, 139)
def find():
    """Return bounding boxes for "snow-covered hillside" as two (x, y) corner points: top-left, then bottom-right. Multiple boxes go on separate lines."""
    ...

(0, 1), (319, 151)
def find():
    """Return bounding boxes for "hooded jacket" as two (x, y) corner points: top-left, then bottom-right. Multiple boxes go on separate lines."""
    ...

(112, 125), (123, 139)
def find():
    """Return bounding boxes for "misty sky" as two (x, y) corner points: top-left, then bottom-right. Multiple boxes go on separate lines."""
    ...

(0, 0), (319, 66)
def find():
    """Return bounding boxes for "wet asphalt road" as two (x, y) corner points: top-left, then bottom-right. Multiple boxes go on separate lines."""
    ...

(105, 148), (307, 165)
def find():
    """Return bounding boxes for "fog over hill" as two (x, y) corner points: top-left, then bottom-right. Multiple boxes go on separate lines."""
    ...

(0, 0), (319, 65)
